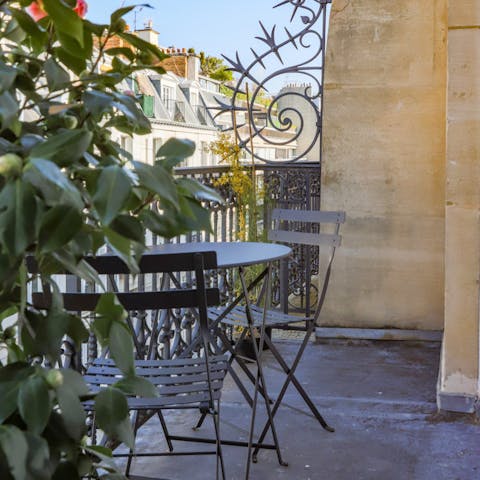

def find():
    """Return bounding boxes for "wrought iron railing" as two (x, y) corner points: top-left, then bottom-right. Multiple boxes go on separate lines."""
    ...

(172, 163), (322, 310)
(51, 163), (320, 369)
(58, 0), (331, 368)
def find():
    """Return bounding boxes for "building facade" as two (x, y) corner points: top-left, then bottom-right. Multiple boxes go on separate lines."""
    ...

(108, 23), (297, 167)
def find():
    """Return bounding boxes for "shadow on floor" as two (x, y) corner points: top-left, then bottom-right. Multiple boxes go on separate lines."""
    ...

(123, 340), (480, 480)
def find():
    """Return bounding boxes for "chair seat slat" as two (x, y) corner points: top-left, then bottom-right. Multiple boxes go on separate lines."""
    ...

(268, 230), (341, 247)
(92, 355), (228, 368)
(84, 369), (227, 387)
(33, 289), (220, 311)
(272, 209), (345, 224)
(210, 305), (307, 328)
(85, 390), (222, 410)
(87, 361), (227, 377)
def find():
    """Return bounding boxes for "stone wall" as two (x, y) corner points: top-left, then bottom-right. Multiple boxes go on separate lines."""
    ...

(438, 0), (480, 412)
(321, 0), (447, 330)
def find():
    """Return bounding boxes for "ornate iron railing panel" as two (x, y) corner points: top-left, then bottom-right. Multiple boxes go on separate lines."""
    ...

(45, 167), (320, 370)
(213, 0), (332, 164)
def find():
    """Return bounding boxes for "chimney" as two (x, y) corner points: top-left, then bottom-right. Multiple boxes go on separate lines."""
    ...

(187, 55), (201, 82)
(135, 20), (159, 46)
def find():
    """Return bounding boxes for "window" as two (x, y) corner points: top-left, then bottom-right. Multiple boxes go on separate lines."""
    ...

(153, 138), (163, 160)
(161, 85), (174, 113)
(201, 141), (208, 165)
(120, 136), (133, 160)
(190, 92), (198, 107)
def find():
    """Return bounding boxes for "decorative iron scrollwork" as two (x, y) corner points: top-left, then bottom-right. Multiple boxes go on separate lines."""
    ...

(213, 0), (332, 164)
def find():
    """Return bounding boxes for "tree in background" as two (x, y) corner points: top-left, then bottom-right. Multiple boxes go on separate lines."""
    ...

(198, 51), (233, 82)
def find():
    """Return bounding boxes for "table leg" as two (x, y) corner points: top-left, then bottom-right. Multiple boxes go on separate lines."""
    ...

(239, 265), (288, 480)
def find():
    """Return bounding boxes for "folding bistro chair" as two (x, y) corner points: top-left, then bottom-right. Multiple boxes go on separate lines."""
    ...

(30, 251), (228, 480)
(209, 208), (345, 460)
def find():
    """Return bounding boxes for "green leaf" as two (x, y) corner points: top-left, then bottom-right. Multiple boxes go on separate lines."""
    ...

(84, 90), (114, 119)
(95, 388), (134, 449)
(43, 0), (84, 48)
(0, 426), (28, 480)
(112, 93), (150, 133)
(110, 6), (136, 23)
(103, 227), (141, 274)
(157, 138), (195, 160)
(115, 375), (157, 398)
(49, 250), (102, 286)
(93, 293), (127, 346)
(55, 30), (89, 60)
(44, 58), (70, 91)
(0, 306), (17, 324)
(38, 205), (82, 253)
(30, 130), (93, 167)
(58, 369), (89, 397)
(110, 215), (144, 243)
(54, 46), (86, 75)
(24, 158), (83, 209)
(105, 47), (135, 62)
(24, 432), (51, 480)
(4, 17), (26, 43)
(84, 445), (119, 473)
(56, 385), (87, 441)
(66, 314), (89, 348)
(7, 343), (26, 363)
(0, 180), (37, 256)
(18, 375), (52, 434)
(21, 307), (69, 362)
(0, 61), (17, 94)
(118, 31), (167, 62)
(83, 19), (109, 37)
(93, 166), (132, 225)
(140, 209), (181, 238)
(177, 177), (223, 203)
(0, 363), (34, 423)
(133, 161), (178, 206)
(177, 196), (213, 233)
(9, 8), (48, 52)
(109, 321), (134, 376)
(52, 461), (80, 480)
(0, 91), (19, 130)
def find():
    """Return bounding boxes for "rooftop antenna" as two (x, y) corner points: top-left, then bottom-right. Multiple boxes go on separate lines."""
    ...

(132, 3), (154, 31)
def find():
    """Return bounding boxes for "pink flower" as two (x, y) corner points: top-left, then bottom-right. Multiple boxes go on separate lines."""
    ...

(73, 0), (88, 18)
(27, 0), (88, 21)
(27, 0), (47, 21)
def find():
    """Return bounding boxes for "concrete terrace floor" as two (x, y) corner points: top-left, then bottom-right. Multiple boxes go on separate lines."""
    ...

(123, 339), (480, 480)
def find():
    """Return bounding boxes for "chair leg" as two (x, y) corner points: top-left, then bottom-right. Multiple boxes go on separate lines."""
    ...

(157, 411), (174, 452)
(239, 266), (288, 477)
(217, 327), (272, 406)
(252, 323), (334, 460)
(194, 329), (255, 431)
(212, 400), (226, 480)
(125, 411), (141, 477)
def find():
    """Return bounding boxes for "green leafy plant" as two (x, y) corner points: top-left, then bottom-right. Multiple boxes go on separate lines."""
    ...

(198, 51), (233, 82)
(0, 1), (220, 478)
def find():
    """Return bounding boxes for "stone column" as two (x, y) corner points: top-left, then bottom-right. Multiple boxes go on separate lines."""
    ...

(438, 1), (480, 413)
(321, 0), (447, 331)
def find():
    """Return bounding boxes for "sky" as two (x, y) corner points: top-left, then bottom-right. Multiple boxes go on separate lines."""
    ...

(86, 0), (328, 94)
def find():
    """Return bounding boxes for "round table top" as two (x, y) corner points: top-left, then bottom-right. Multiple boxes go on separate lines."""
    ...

(147, 242), (291, 269)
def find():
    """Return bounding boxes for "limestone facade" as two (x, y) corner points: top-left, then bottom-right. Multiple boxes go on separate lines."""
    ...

(323, 0), (480, 410)
(322, 0), (447, 331)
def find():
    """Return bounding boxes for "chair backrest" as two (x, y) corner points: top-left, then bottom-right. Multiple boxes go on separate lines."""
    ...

(268, 209), (345, 247)
(30, 251), (220, 358)
(267, 208), (345, 317)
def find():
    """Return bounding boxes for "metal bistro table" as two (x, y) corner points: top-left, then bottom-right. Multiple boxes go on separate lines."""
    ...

(147, 241), (291, 478)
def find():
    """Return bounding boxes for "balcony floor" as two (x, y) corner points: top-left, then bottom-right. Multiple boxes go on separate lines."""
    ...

(121, 339), (480, 480)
